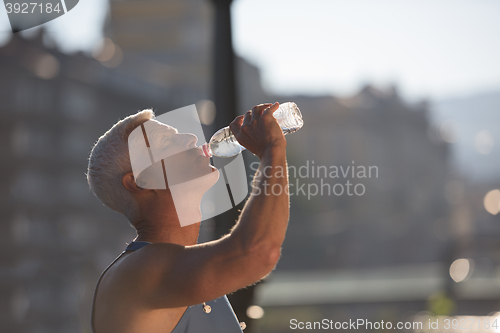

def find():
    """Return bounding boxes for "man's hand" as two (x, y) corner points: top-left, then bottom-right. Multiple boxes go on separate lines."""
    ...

(229, 102), (287, 159)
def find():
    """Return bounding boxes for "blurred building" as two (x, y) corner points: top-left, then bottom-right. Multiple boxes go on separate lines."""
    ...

(279, 87), (450, 270)
(248, 87), (500, 332)
(431, 91), (500, 183)
(234, 60), (453, 268)
(0, 29), (193, 333)
(106, 0), (213, 109)
(0, 2), (260, 331)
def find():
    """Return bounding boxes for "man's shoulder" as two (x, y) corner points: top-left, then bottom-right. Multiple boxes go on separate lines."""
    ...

(110, 243), (185, 286)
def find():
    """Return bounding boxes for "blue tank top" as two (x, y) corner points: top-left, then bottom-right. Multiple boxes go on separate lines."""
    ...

(91, 241), (244, 333)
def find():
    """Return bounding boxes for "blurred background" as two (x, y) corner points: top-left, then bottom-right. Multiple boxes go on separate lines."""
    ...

(1, 0), (500, 332)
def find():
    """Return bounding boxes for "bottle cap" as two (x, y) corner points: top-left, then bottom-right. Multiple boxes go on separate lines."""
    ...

(202, 143), (212, 158)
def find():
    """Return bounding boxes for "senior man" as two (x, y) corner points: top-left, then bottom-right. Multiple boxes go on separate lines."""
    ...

(87, 102), (290, 333)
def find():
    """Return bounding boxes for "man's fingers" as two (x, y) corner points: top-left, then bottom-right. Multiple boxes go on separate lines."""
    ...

(262, 102), (280, 116)
(234, 102), (277, 135)
(229, 115), (244, 136)
(243, 110), (252, 126)
(251, 103), (272, 121)
(252, 103), (272, 111)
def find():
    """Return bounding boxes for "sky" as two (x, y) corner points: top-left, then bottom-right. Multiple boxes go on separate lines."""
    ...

(1, 0), (500, 101)
(0, 0), (107, 51)
(232, 0), (500, 101)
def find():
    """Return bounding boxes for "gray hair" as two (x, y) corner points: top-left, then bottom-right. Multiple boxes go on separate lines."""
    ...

(87, 109), (154, 225)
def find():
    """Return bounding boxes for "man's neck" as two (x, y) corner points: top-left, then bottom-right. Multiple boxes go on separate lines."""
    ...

(130, 169), (219, 246)
(133, 190), (203, 246)
(134, 222), (200, 246)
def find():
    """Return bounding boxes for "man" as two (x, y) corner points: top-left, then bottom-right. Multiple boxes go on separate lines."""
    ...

(87, 102), (290, 333)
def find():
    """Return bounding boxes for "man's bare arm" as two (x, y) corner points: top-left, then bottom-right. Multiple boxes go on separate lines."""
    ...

(121, 103), (290, 308)
(229, 146), (289, 265)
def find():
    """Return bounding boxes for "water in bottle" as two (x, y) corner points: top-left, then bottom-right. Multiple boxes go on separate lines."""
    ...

(202, 102), (303, 158)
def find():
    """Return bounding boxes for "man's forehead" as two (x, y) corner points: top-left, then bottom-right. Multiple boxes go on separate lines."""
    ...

(147, 119), (178, 134)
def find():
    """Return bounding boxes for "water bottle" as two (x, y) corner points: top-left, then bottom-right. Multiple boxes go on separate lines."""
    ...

(202, 102), (303, 158)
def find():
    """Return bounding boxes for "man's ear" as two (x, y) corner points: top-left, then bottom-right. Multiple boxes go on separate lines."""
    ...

(122, 172), (146, 193)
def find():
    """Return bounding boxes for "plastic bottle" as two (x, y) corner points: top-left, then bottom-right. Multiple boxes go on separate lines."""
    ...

(202, 102), (303, 158)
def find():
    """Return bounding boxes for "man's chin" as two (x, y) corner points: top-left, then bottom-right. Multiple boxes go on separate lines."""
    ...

(182, 168), (219, 191)
(209, 167), (220, 182)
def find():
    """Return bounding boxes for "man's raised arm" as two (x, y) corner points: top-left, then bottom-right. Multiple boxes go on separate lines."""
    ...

(124, 103), (291, 308)
(227, 102), (290, 268)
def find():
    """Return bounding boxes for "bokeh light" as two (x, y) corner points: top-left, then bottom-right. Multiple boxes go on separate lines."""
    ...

(92, 38), (123, 68)
(475, 130), (494, 155)
(34, 54), (60, 80)
(449, 258), (473, 283)
(246, 305), (264, 319)
(196, 100), (217, 126)
(483, 189), (500, 215)
(92, 38), (115, 62)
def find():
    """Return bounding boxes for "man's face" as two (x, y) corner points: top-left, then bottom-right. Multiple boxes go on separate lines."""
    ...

(161, 131), (217, 187)
(136, 122), (217, 189)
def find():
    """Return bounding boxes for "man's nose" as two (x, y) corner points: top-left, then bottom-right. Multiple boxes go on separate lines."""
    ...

(180, 133), (198, 148)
